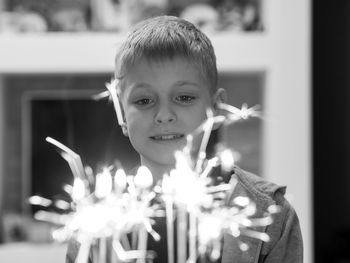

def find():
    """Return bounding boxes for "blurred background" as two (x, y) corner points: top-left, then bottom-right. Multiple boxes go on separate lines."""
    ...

(0, 0), (336, 262)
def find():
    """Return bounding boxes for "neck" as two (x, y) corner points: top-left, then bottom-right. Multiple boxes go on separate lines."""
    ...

(140, 156), (175, 184)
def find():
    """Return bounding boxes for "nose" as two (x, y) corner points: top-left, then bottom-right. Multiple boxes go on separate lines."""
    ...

(155, 102), (176, 124)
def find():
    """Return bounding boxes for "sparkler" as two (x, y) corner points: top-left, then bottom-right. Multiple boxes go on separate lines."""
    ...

(30, 78), (278, 263)
(105, 79), (125, 127)
(30, 142), (162, 262)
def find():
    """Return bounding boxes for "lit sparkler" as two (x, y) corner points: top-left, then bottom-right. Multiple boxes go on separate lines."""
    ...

(29, 78), (277, 263)
(30, 140), (162, 263)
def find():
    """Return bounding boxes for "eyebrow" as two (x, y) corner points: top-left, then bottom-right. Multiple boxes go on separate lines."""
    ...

(129, 82), (152, 90)
(130, 81), (201, 90)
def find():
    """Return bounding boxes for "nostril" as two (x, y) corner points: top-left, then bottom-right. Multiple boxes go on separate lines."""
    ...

(155, 115), (176, 124)
(155, 106), (176, 124)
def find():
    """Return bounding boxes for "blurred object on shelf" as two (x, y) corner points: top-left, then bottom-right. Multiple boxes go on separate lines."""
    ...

(4, 0), (90, 32)
(216, 1), (262, 31)
(1, 0), (263, 33)
(174, 0), (263, 33)
(51, 8), (88, 31)
(121, 0), (169, 28)
(180, 4), (219, 33)
(89, 0), (124, 31)
(0, 10), (48, 32)
(90, 0), (168, 31)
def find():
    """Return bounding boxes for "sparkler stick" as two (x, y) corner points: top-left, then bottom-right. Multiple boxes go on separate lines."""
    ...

(188, 213), (197, 263)
(99, 237), (107, 263)
(136, 225), (148, 263)
(199, 157), (219, 179)
(92, 90), (110, 100)
(217, 103), (261, 121)
(92, 244), (98, 263)
(120, 234), (131, 251)
(105, 78), (125, 126)
(162, 174), (174, 263)
(76, 239), (92, 263)
(60, 152), (81, 181)
(177, 203), (187, 263)
(46, 137), (86, 179)
(195, 109), (215, 173)
(184, 134), (193, 157)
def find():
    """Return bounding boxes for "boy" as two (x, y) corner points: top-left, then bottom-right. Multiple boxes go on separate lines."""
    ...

(67, 16), (303, 263)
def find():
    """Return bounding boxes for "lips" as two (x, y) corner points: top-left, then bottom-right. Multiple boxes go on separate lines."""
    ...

(150, 134), (185, 141)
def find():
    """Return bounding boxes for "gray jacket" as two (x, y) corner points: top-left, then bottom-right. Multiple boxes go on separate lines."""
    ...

(221, 166), (303, 263)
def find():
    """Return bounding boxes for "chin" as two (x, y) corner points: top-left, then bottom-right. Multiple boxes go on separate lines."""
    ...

(147, 151), (177, 167)
(155, 156), (176, 167)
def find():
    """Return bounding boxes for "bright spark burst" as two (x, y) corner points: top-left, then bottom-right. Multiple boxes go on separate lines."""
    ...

(30, 142), (161, 262)
(30, 79), (277, 263)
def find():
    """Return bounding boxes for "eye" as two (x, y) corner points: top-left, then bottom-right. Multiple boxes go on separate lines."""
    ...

(134, 98), (154, 106)
(175, 95), (196, 104)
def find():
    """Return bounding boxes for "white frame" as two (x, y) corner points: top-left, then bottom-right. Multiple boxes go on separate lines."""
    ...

(0, 0), (312, 262)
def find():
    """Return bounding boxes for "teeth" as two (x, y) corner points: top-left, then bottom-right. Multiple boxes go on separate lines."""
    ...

(153, 134), (183, 140)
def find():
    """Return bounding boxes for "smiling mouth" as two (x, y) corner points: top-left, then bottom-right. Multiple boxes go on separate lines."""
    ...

(150, 134), (185, 141)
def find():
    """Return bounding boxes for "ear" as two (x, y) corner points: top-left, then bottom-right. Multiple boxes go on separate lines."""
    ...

(121, 123), (128, 137)
(212, 88), (227, 130)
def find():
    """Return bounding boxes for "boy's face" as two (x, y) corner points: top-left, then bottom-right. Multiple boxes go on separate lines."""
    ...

(120, 57), (214, 167)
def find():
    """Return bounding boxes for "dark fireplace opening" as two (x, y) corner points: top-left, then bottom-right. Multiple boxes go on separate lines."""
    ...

(3, 74), (140, 216)
(30, 97), (139, 214)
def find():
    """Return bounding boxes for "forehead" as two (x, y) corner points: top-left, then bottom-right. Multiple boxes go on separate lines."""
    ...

(122, 57), (209, 92)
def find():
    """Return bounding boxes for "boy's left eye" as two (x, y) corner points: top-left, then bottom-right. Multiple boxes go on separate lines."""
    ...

(175, 95), (196, 103)
(134, 98), (154, 106)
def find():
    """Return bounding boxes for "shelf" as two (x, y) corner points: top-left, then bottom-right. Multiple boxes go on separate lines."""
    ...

(0, 32), (269, 74)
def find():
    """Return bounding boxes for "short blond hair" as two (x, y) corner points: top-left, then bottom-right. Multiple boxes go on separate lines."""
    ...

(115, 16), (218, 94)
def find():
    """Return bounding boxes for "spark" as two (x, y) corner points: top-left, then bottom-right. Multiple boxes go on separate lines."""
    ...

(30, 97), (276, 263)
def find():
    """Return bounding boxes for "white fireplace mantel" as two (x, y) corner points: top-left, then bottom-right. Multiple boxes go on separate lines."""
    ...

(0, 33), (269, 74)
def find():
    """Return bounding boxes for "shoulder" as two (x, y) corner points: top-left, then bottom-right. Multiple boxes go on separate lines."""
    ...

(231, 166), (299, 228)
(230, 167), (303, 261)
(232, 166), (286, 201)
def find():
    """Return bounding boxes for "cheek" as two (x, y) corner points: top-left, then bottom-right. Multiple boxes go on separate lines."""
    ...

(181, 106), (210, 129)
(125, 109), (153, 138)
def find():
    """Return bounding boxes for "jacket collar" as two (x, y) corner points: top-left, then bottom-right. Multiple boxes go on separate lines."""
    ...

(221, 167), (285, 263)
